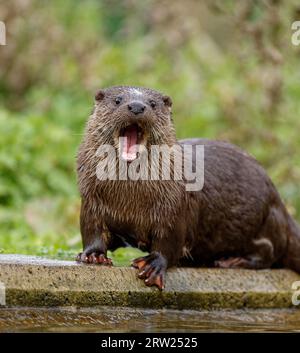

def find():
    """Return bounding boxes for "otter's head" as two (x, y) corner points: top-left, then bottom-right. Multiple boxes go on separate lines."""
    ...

(89, 86), (176, 162)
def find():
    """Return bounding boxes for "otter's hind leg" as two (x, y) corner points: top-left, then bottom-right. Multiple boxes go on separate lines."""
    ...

(215, 206), (287, 270)
(214, 256), (268, 269)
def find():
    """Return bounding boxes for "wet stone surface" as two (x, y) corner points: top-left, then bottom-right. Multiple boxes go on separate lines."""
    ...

(0, 254), (300, 309)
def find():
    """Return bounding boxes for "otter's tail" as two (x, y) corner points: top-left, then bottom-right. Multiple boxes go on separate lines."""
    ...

(282, 216), (300, 272)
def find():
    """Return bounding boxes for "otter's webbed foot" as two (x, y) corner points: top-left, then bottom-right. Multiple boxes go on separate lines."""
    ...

(131, 251), (167, 290)
(76, 251), (113, 266)
(214, 256), (257, 269)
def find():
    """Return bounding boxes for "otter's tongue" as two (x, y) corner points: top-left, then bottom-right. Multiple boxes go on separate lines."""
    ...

(121, 125), (138, 162)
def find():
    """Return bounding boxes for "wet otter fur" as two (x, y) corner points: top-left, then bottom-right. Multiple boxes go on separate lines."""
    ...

(76, 85), (300, 289)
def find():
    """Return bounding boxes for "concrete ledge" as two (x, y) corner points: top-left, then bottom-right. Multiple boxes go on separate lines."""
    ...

(0, 254), (299, 309)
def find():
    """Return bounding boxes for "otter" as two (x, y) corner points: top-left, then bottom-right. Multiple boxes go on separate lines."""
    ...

(76, 85), (300, 289)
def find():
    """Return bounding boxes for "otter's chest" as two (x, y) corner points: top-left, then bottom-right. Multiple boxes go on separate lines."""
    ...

(97, 180), (182, 231)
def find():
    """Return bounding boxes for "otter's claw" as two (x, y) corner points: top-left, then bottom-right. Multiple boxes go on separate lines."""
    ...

(131, 252), (167, 290)
(76, 252), (113, 266)
(131, 258), (147, 270)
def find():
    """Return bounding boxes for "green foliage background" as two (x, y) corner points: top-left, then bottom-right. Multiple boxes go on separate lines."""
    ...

(1, 0), (300, 265)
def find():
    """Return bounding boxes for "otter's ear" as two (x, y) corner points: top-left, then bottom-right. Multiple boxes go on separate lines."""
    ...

(95, 89), (105, 102)
(162, 95), (172, 108)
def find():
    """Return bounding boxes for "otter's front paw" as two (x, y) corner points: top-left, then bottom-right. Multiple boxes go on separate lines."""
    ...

(76, 252), (113, 266)
(131, 251), (167, 290)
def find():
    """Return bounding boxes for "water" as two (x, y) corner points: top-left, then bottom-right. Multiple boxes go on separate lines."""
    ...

(1, 307), (300, 332)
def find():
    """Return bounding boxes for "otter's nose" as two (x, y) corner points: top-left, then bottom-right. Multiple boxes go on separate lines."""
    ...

(128, 102), (146, 115)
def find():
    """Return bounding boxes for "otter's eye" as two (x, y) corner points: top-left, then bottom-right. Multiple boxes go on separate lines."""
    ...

(149, 100), (156, 109)
(115, 97), (122, 105)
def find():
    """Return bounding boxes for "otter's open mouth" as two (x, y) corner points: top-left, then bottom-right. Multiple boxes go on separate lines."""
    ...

(119, 123), (145, 162)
